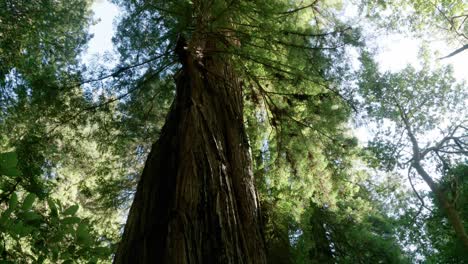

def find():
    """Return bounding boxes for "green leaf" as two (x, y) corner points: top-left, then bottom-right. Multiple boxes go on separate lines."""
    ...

(62, 216), (81, 225)
(52, 247), (59, 261)
(51, 231), (66, 243)
(76, 223), (88, 237)
(76, 223), (92, 245)
(0, 167), (21, 177)
(0, 152), (17, 168)
(63, 226), (75, 236)
(0, 208), (12, 226)
(0, 153), (19, 176)
(36, 255), (46, 264)
(22, 193), (36, 211)
(0, 152), (21, 177)
(87, 258), (99, 264)
(11, 221), (31, 236)
(8, 192), (18, 209)
(61, 252), (72, 260)
(48, 198), (58, 217)
(63, 205), (79, 216)
(23, 211), (41, 222)
(93, 247), (109, 256)
(67, 244), (76, 253)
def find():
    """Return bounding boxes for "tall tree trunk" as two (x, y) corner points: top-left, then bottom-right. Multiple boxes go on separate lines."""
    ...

(114, 37), (266, 263)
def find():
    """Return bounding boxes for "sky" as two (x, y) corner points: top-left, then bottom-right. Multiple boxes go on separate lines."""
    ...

(82, 1), (120, 63)
(376, 35), (467, 82)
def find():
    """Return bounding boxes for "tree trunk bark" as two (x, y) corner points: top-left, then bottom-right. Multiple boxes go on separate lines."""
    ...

(113, 38), (266, 263)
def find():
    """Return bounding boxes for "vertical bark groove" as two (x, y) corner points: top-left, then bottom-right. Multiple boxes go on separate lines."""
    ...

(114, 39), (266, 263)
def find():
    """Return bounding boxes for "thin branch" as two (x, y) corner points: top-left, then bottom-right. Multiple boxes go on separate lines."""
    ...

(407, 166), (433, 213)
(79, 51), (170, 86)
(47, 61), (175, 136)
(451, 14), (468, 20)
(457, 16), (468, 31)
(278, 0), (320, 15)
(436, 149), (468, 155)
(230, 51), (353, 108)
(421, 124), (464, 158)
(431, 2), (468, 40)
(393, 96), (421, 159)
(280, 27), (352, 38)
(438, 43), (468, 60)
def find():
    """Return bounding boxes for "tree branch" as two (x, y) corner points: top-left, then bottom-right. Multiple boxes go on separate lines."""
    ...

(438, 43), (468, 60)
(278, 0), (320, 15)
(420, 124), (465, 158)
(407, 166), (433, 213)
(78, 52), (170, 86)
(47, 60), (175, 136)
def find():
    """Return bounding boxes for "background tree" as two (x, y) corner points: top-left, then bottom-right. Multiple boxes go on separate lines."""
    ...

(359, 51), (468, 255)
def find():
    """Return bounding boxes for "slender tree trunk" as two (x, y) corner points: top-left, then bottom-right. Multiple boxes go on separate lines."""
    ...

(412, 162), (468, 250)
(401, 110), (468, 250)
(114, 36), (266, 263)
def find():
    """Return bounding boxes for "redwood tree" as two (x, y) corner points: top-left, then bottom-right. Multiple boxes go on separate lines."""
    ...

(114, 35), (267, 263)
(112, 0), (357, 262)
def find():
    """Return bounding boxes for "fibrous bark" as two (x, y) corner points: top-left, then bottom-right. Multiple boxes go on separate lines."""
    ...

(114, 37), (266, 263)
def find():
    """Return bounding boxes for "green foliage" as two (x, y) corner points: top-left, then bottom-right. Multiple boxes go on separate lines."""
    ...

(0, 1), (119, 261)
(392, 164), (468, 263)
(0, 152), (112, 262)
(292, 201), (409, 264)
(0, 0), (91, 76)
(424, 163), (468, 263)
(0, 152), (21, 177)
(358, 51), (466, 167)
(364, 0), (467, 41)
